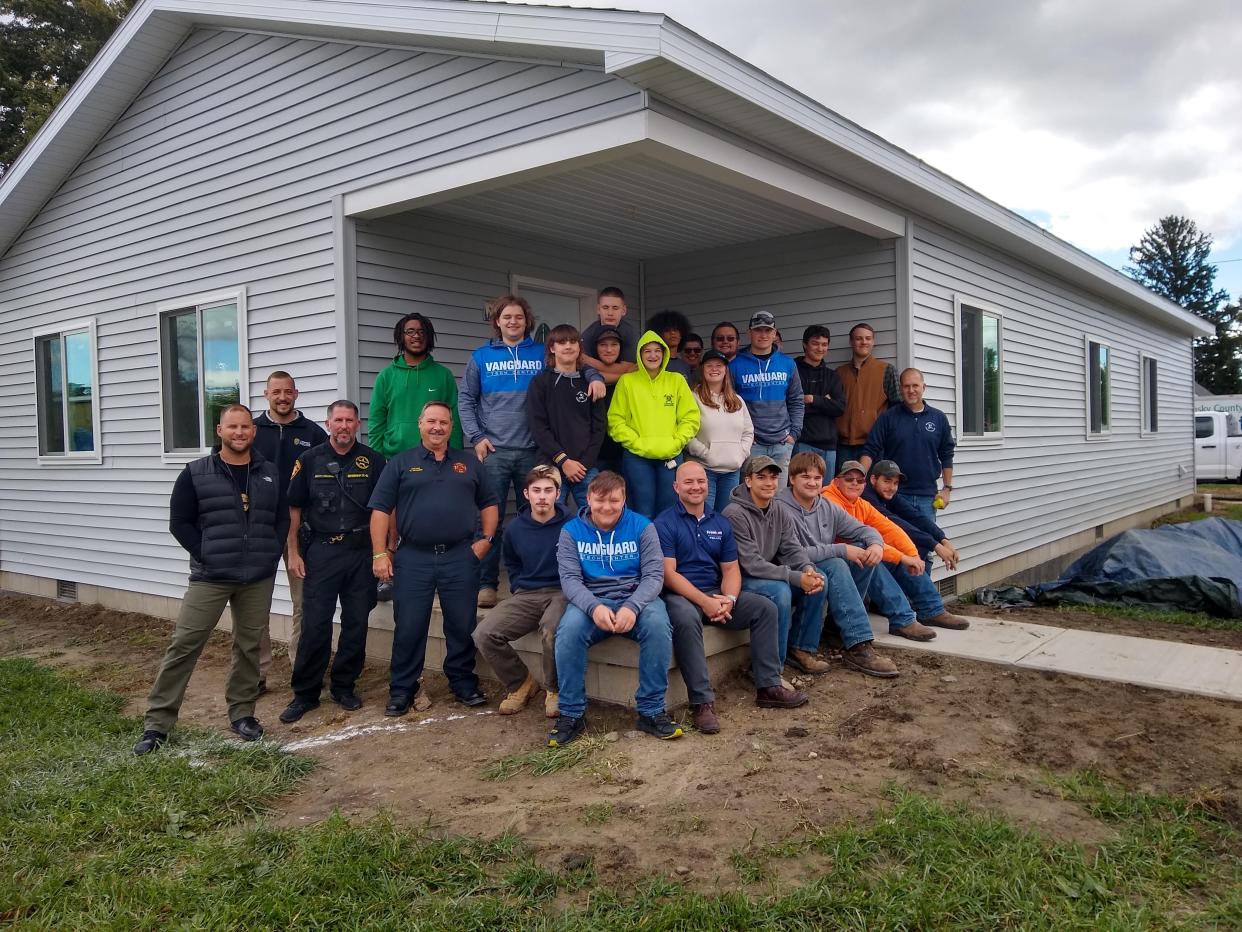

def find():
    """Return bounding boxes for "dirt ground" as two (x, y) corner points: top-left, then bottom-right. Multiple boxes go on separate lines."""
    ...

(3, 591), (1240, 886)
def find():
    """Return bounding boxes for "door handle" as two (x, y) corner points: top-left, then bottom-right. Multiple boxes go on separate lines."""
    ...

(1202, 445), (1217, 449)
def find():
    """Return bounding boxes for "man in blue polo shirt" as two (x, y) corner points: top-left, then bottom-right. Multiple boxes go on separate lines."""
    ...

(369, 401), (499, 716)
(730, 311), (804, 489)
(656, 462), (807, 734)
(860, 367), (955, 520)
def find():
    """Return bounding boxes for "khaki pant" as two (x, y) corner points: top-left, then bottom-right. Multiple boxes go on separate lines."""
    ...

(470, 587), (564, 693)
(258, 547), (303, 681)
(144, 576), (276, 733)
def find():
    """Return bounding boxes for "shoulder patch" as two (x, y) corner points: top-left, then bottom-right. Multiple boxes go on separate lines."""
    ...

(290, 460), (302, 478)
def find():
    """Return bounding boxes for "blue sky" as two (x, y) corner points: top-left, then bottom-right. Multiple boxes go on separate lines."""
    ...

(535, 0), (1242, 305)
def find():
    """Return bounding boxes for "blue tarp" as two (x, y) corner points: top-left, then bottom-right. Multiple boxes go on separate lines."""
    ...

(977, 517), (1242, 617)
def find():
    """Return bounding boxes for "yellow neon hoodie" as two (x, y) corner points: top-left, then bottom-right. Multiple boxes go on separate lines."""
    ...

(607, 330), (701, 460)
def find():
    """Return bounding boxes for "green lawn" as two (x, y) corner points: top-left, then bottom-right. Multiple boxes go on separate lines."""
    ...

(2, 658), (1238, 929)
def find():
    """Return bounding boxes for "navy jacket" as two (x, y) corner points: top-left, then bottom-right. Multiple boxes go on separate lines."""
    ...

(795, 355), (846, 448)
(503, 502), (571, 593)
(862, 483), (945, 553)
(862, 403), (954, 497)
(253, 411), (328, 494)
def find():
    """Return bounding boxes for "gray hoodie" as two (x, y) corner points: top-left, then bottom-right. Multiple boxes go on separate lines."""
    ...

(722, 484), (812, 584)
(774, 487), (882, 562)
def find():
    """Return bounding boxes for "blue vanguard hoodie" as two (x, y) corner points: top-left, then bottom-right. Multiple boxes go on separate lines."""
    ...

(729, 347), (805, 444)
(503, 502), (572, 593)
(460, 337), (603, 450)
(556, 505), (665, 618)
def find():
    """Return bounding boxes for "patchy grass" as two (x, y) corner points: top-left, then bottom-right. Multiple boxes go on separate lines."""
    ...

(2, 657), (1238, 929)
(482, 735), (611, 782)
(1152, 503), (1242, 526)
(1058, 602), (1242, 633)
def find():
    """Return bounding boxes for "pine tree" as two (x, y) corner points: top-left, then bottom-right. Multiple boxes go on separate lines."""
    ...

(1125, 215), (1236, 394)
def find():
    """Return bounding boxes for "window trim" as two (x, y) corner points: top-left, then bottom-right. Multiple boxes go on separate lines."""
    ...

(156, 289), (249, 464)
(1084, 335), (1112, 440)
(32, 317), (103, 466)
(1139, 352), (1159, 437)
(952, 295), (1005, 447)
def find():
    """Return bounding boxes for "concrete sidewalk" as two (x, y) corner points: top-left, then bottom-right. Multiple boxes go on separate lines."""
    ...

(869, 614), (1242, 702)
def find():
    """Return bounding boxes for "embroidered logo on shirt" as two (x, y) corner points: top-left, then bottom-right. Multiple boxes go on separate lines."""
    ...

(355, 456), (370, 470)
(408, 466), (423, 473)
(924, 422), (936, 432)
(294, 438), (312, 446)
(576, 391), (588, 403)
(664, 393), (674, 406)
(452, 462), (467, 474)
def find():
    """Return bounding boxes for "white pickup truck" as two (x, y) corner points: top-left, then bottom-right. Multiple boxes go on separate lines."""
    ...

(1195, 410), (1242, 480)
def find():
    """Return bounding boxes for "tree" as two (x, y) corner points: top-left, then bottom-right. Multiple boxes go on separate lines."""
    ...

(0, 1), (134, 176)
(1125, 215), (1237, 394)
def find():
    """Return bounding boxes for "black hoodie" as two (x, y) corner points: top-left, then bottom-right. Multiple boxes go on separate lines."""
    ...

(526, 367), (607, 470)
(253, 410), (328, 492)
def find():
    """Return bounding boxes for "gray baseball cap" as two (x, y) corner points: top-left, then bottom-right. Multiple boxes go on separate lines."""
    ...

(837, 460), (867, 477)
(743, 454), (784, 476)
(870, 459), (906, 480)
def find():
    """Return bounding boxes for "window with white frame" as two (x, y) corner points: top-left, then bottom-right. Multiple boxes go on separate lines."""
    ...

(34, 319), (101, 463)
(159, 294), (245, 454)
(1140, 354), (1159, 434)
(1086, 338), (1111, 435)
(956, 299), (1003, 439)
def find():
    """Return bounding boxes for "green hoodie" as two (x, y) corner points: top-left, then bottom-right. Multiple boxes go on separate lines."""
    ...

(368, 354), (463, 458)
(607, 331), (700, 460)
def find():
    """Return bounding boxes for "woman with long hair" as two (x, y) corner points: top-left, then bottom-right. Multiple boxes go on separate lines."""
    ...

(685, 349), (754, 513)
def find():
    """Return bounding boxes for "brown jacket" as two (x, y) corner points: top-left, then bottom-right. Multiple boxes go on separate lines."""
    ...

(836, 356), (895, 446)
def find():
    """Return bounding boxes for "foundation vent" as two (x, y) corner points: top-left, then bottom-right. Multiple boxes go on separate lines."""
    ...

(936, 576), (958, 597)
(1095, 524), (1105, 540)
(56, 580), (78, 601)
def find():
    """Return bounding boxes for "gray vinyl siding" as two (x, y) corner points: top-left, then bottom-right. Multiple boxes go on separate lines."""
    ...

(909, 217), (1195, 573)
(0, 27), (643, 603)
(644, 228), (897, 369)
(355, 211), (640, 413)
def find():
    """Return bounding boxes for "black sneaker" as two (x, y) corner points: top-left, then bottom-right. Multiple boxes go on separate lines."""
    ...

(278, 697), (320, 724)
(636, 711), (684, 740)
(385, 694), (412, 717)
(132, 730), (167, 756)
(229, 716), (264, 742)
(547, 714), (586, 748)
(331, 690), (363, 711)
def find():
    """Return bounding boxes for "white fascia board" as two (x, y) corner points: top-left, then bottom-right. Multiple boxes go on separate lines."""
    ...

(342, 111), (650, 218)
(642, 112), (905, 240)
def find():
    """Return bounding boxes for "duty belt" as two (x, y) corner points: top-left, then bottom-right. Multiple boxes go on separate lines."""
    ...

(315, 525), (369, 545)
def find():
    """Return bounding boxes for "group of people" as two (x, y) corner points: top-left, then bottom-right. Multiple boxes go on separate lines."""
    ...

(132, 287), (970, 755)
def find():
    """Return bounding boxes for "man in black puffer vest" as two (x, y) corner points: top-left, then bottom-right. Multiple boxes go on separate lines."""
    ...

(134, 405), (288, 755)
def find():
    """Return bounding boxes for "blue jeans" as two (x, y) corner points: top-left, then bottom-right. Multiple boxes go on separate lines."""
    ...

(554, 598), (673, 719)
(853, 561), (916, 632)
(896, 492), (936, 524)
(741, 576), (795, 665)
(479, 446), (538, 589)
(793, 443), (836, 485)
(621, 450), (680, 518)
(704, 468), (740, 514)
(795, 558), (874, 650)
(561, 467), (599, 510)
(750, 442), (793, 489)
(886, 562), (946, 620)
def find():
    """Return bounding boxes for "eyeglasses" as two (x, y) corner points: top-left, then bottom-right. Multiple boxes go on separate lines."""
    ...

(839, 475), (865, 485)
(403, 328), (426, 336)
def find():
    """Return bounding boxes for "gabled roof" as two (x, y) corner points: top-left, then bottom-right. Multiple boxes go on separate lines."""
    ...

(0, 0), (1210, 337)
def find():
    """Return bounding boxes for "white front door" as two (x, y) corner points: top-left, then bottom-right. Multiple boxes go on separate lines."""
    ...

(511, 276), (598, 336)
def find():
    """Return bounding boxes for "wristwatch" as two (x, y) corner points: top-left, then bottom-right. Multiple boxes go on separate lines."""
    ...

(723, 594), (737, 603)
(481, 535), (495, 544)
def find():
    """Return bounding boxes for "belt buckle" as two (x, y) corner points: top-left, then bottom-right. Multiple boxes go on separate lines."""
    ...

(433, 543), (447, 554)
(329, 534), (344, 544)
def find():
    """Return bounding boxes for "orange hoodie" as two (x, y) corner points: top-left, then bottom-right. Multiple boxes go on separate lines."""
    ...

(822, 482), (918, 564)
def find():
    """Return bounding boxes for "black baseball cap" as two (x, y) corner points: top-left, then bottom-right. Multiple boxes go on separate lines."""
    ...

(699, 348), (730, 366)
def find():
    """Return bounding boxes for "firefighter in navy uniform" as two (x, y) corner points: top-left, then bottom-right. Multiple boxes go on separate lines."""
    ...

(279, 400), (386, 723)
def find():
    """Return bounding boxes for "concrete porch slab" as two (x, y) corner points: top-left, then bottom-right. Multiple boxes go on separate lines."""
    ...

(869, 613), (1067, 663)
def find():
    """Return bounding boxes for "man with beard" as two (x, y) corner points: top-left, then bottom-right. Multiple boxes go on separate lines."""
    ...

(134, 405), (286, 754)
(278, 401), (386, 723)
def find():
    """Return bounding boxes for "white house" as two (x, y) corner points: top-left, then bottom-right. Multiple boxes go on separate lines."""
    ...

(0, 0), (1207, 628)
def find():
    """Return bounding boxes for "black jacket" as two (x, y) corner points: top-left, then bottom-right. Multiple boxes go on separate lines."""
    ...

(170, 450), (286, 583)
(526, 368), (607, 469)
(253, 411), (328, 492)
(795, 356), (846, 448)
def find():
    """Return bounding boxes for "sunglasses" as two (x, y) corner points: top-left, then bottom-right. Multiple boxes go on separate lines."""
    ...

(683, 347), (703, 354)
(839, 475), (866, 484)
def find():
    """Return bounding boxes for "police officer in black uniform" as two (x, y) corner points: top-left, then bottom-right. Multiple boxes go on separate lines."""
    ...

(369, 400), (499, 716)
(278, 400), (385, 723)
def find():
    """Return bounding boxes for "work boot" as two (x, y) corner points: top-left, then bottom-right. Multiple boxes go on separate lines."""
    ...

(891, 620), (937, 641)
(842, 642), (899, 678)
(787, 648), (832, 675)
(477, 587), (498, 609)
(691, 702), (721, 734)
(923, 612), (970, 630)
(278, 696), (320, 723)
(498, 674), (539, 715)
(331, 690), (363, 711)
(229, 716), (264, 741)
(755, 685), (809, 709)
(132, 730), (167, 756)
(545, 690), (560, 718)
